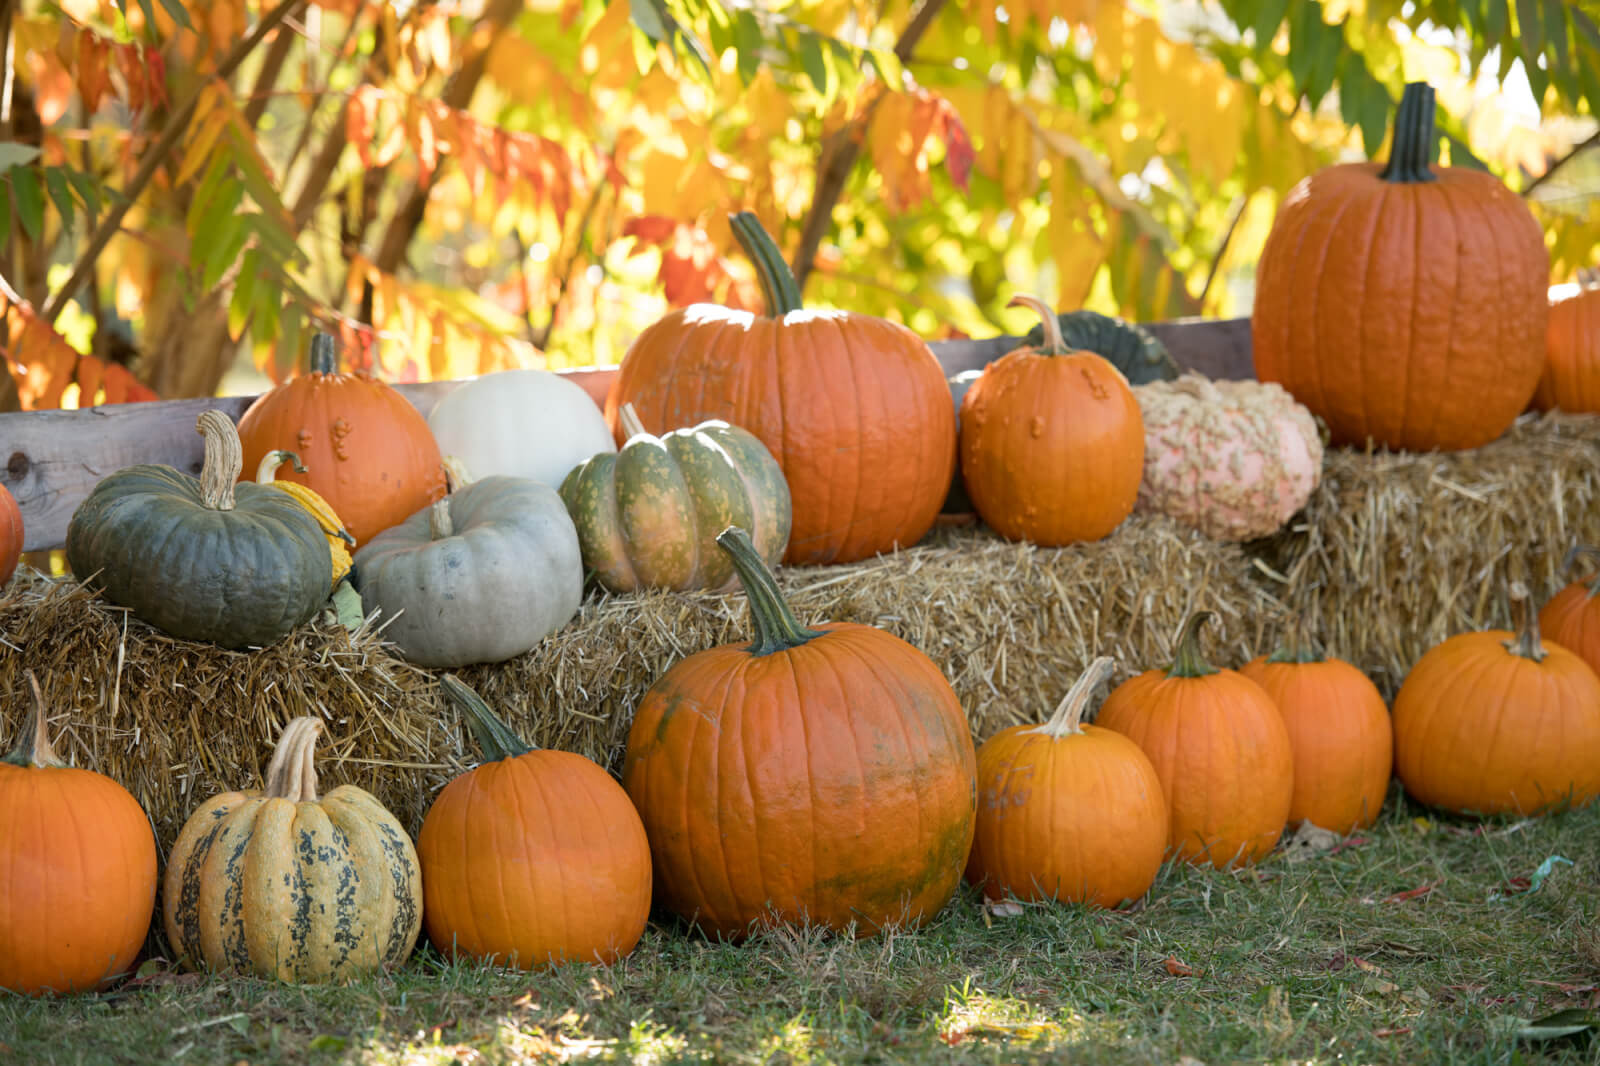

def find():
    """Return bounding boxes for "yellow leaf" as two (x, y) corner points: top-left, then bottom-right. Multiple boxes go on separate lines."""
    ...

(174, 104), (231, 188)
(1048, 167), (1102, 310)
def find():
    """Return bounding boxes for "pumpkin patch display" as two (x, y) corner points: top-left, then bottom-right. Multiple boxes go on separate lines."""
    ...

(622, 526), (977, 940)
(1133, 374), (1324, 542)
(417, 676), (652, 969)
(1240, 628), (1392, 834)
(1095, 612), (1294, 868)
(255, 450), (356, 587)
(965, 656), (1169, 909)
(352, 461), (583, 668)
(604, 211), (955, 566)
(1393, 582), (1600, 817)
(234, 332), (447, 546)
(162, 716), (423, 984)
(959, 294), (1145, 546)
(1532, 276), (1600, 414)
(1252, 81), (1549, 452)
(559, 403), (792, 593)
(0, 483), (20, 587)
(0, 672), (158, 996)
(65, 410), (332, 649)
(1539, 546), (1600, 678)
(427, 367), (618, 488)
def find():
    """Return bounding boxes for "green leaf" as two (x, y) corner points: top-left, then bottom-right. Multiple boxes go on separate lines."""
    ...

(866, 48), (904, 88)
(274, 299), (304, 379)
(0, 185), (11, 248)
(0, 143), (39, 170)
(229, 247), (260, 339)
(1485, 0), (1510, 41)
(191, 176), (244, 273)
(156, 0), (191, 30)
(251, 261), (282, 345)
(63, 168), (102, 218)
(1544, 0), (1570, 71)
(202, 213), (250, 291)
(9, 166), (44, 244)
(799, 31), (829, 97)
(43, 167), (75, 234)
(1251, 0), (1293, 44)
(732, 9), (762, 84)
(629, 0), (669, 43)
(1513, 1007), (1600, 1042)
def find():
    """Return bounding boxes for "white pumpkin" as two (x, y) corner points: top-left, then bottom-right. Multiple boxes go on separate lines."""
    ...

(427, 369), (617, 489)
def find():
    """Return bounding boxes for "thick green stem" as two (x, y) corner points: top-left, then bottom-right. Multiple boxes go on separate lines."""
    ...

(1503, 581), (1547, 663)
(729, 211), (804, 316)
(1168, 611), (1219, 678)
(1029, 656), (1115, 738)
(1264, 613), (1325, 665)
(2, 671), (64, 768)
(1378, 82), (1438, 184)
(309, 332), (339, 376)
(255, 450), (309, 483)
(440, 674), (534, 762)
(1008, 294), (1069, 355)
(717, 525), (821, 656)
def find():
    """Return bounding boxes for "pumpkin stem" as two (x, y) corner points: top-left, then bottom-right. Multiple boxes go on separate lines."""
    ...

(1558, 544), (1600, 599)
(440, 674), (535, 762)
(442, 456), (474, 493)
(1029, 656), (1116, 738)
(196, 409), (243, 511)
(1378, 82), (1439, 184)
(729, 211), (804, 316)
(1503, 581), (1548, 663)
(308, 332), (339, 376)
(717, 525), (821, 656)
(1265, 612), (1325, 664)
(1168, 611), (1220, 678)
(1007, 294), (1070, 355)
(429, 499), (454, 540)
(2, 671), (65, 768)
(255, 449), (309, 483)
(618, 403), (651, 440)
(264, 717), (323, 803)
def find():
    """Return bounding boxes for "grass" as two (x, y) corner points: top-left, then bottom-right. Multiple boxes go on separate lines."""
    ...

(5, 787), (1600, 1065)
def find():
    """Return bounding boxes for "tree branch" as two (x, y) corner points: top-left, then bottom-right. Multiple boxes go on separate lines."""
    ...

(789, 0), (949, 291)
(1523, 129), (1600, 198)
(40, 0), (309, 326)
(531, 177), (610, 351)
(242, 15), (301, 126)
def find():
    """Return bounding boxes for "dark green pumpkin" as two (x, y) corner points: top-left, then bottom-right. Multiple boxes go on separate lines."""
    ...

(1022, 310), (1179, 384)
(65, 410), (332, 649)
(559, 404), (792, 592)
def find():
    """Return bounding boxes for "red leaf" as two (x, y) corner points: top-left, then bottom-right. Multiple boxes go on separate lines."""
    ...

(1380, 882), (1439, 904)
(937, 98), (974, 192)
(621, 215), (679, 246)
(76, 31), (111, 116)
(1163, 956), (1195, 977)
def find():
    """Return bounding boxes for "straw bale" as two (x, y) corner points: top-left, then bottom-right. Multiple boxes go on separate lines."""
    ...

(0, 516), (1265, 847)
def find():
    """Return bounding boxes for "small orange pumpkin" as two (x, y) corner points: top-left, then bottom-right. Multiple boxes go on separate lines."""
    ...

(1532, 275), (1600, 414)
(965, 656), (1169, 909)
(0, 483), (20, 587)
(1395, 581), (1600, 817)
(1095, 612), (1294, 868)
(958, 294), (1145, 546)
(1539, 546), (1600, 678)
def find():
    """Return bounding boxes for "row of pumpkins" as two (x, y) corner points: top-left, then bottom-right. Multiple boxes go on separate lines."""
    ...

(8, 524), (1600, 997)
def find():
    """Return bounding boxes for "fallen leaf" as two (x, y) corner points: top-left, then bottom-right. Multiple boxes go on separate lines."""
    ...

(1363, 882), (1440, 905)
(1373, 1027), (1413, 1038)
(1164, 956), (1195, 977)
(1510, 1007), (1600, 1041)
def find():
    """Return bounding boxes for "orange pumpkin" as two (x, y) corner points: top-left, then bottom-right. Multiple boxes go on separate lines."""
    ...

(0, 483), (20, 587)
(235, 332), (447, 546)
(1394, 581), (1600, 817)
(1252, 81), (1549, 452)
(1539, 546), (1600, 678)
(621, 526), (977, 940)
(417, 676), (652, 968)
(0, 672), (158, 995)
(965, 656), (1169, 909)
(1532, 277), (1600, 413)
(1095, 612), (1294, 868)
(1240, 627), (1392, 834)
(959, 294), (1144, 545)
(604, 212), (955, 566)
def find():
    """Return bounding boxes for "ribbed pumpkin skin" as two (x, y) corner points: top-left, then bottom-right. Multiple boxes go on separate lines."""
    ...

(622, 620), (977, 940)
(1391, 630), (1600, 817)
(1533, 287), (1600, 413)
(65, 466), (332, 649)
(418, 750), (652, 968)
(1540, 582), (1600, 678)
(1096, 659), (1293, 868)
(965, 723), (1168, 908)
(0, 763), (157, 994)
(163, 783), (422, 983)
(959, 348), (1144, 546)
(1239, 655), (1392, 833)
(559, 416), (792, 593)
(606, 311), (954, 565)
(0, 484), (20, 587)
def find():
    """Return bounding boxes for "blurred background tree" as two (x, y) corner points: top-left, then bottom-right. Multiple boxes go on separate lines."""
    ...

(0, 0), (1595, 410)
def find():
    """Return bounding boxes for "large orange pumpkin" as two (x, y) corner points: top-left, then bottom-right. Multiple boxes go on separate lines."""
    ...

(1532, 278), (1600, 414)
(235, 332), (447, 545)
(0, 672), (158, 995)
(0, 483), (20, 587)
(604, 212), (955, 566)
(1394, 582), (1600, 817)
(959, 294), (1145, 546)
(1252, 81), (1549, 453)
(621, 526), (977, 940)
(417, 676), (652, 968)
(1240, 628), (1392, 835)
(1539, 546), (1600, 678)
(965, 656), (1169, 909)
(1095, 612), (1294, 868)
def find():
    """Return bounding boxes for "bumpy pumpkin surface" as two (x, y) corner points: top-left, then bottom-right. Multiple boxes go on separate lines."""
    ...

(1134, 374), (1324, 542)
(1252, 82), (1549, 452)
(1393, 583), (1600, 817)
(65, 410), (333, 649)
(1532, 280), (1600, 414)
(965, 657), (1169, 909)
(560, 403), (792, 592)
(256, 450), (355, 586)
(622, 527), (977, 940)
(0, 483), (20, 587)
(162, 717), (423, 983)
(418, 676), (652, 968)
(605, 212), (955, 566)
(0, 673), (157, 995)
(353, 471), (583, 668)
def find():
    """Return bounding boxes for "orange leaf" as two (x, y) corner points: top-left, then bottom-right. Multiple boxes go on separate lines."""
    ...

(1164, 957), (1195, 978)
(76, 30), (111, 116)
